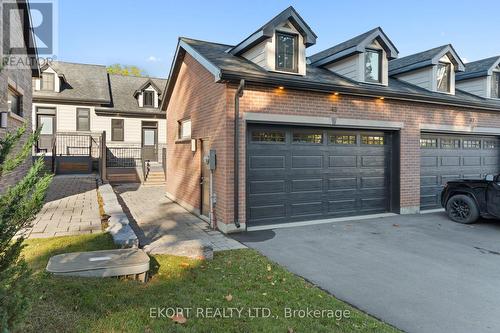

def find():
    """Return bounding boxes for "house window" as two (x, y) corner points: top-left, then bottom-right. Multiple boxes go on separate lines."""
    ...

(362, 135), (384, 145)
(441, 138), (460, 149)
(463, 139), (481, 149)
(76, 108), (90, 131)
(491, 72), (500, 99)
(8, 87), (22, 116)
(41, 73), (55, 91)
(111, 119), (124, 141)
(251, 131), (285, 143)
(275, 32), (298, 73)
(437, 62), (451, 93)
(330, 135), (356, 145)
(292, 132), (322, 144)
(178, 119), (191, 139)
(420, 138), (438, 148)
(365, 49), (382, 83)
(143, 91), (154, 107)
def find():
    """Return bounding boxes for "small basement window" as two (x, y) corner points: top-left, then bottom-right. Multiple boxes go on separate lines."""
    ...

(178, 119), (191, 139)
(143, 91), (154, 107)
(491, 72), (500, 99)
(8, 87), (22, 116)
(362, 135), (384, 145)
(463, 139), (481, 149)
(420, 138), (438, 148)
(441, 138), (460, 149)
(330, 135), (356, 145)
(275, 32), (298, 73)
(111, 119), (124, 141)
(251, 131), (285, 143)
(365, 49), (382, 83)
(292, 132), (322, 144)
(437, 62), (451, 93)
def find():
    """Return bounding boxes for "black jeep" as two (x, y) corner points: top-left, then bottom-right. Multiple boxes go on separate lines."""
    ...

(441, 174), (500, 224)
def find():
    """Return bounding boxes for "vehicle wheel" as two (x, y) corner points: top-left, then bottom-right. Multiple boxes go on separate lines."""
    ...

(446, 194), (479, 224)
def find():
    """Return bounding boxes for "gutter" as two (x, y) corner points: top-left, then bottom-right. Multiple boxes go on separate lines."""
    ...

(220, 71), (500, 112)
(233, 79), (245, 229)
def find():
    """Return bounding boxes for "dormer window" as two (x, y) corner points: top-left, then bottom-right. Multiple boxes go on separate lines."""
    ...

(437, 62), (451, 93)
(143, 91), (154, 107)
(41, 73), (55, 91)
(491, 72), (500, 99)
(365, 49), (382, 83)
(276, 32), (298, 73)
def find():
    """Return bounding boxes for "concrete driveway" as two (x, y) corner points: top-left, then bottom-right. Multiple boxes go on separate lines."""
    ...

(232, 212), (500, 333)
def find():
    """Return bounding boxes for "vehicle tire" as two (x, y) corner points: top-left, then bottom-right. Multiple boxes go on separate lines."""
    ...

(446, 194), (479, 224)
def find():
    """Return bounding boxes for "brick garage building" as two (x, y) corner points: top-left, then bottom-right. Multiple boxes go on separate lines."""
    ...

(0, 0), (39, 192)
(162, 7), (500, 233)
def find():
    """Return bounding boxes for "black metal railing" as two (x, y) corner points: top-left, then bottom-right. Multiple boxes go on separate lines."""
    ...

(106, 147), (142, 168)
(141, 149), (150, 182)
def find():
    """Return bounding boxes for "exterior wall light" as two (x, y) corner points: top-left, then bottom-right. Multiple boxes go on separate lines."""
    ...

(278, 86), (284, 90)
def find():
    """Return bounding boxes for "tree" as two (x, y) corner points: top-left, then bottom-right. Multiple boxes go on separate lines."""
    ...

(0, 126), (52, 331)
(106, 64), (147, 77)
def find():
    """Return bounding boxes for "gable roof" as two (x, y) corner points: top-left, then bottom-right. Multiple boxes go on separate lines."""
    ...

(456, 56), (500, 81)
(389, 44), (465, 76)
(99, 74), (167, 114)
(229, 6), (317, 56)
(133, 79), (162, 97)
(162, 37), (500, 112)
(33, 61), (111, 104)
(309, 27), (399, 66)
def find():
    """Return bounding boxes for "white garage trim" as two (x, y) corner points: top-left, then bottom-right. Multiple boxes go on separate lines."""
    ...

(244, 112), (404, 129)
(420, 123), (500, 135)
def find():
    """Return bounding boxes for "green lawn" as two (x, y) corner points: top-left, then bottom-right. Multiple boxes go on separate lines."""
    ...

(21, 233), (400, 333)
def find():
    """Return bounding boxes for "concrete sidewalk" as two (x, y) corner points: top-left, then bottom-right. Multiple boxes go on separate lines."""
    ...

(113, 184), (245, 252)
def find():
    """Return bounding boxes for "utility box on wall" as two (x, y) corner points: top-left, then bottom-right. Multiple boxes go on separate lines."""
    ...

(208, 149), (216, 170)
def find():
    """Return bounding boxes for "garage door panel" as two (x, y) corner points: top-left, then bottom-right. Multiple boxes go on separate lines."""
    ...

(291, 155), (323, 169)
(249, 180), (286, 195)
(247, 125), (392, 226)
(441, 156), (460, 166)
(420, 134), (500, 210)
(291, 202), (323, 217)
(329, 156), (357, 167)
(291, 179), (323, 192)
(328, 177), (357, 189)
(249, 155), (285, 170)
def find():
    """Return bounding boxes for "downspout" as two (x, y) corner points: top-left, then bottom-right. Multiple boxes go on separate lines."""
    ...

(234, 79), (245, 229)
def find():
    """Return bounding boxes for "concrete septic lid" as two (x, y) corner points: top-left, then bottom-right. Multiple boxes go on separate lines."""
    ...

(46, 248), (150, 278)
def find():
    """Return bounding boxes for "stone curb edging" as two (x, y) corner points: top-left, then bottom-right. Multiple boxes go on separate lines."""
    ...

(98, 182), (138, 248)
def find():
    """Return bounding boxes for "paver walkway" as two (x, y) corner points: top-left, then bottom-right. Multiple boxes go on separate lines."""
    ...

(20, 174), (102, 238)
(113, 184), (245, 251)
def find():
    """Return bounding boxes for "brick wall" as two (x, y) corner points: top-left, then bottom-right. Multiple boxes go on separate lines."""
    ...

(166, 53), (231, 223)
(168, 56), (500, 230)
(0, 2), (34, 193)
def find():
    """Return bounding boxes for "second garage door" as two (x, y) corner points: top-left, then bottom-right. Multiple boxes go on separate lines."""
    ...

(246, 125), (394, 226)
(420, 133), (500, 210)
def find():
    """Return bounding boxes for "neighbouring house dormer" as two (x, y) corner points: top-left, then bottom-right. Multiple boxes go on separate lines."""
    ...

(228, 6), (317, 76)
(134, 79), (161, 108)
(455, 56), (500, 99)
(308, 27), (398, 86)
(389, 44), (465, 95)
(33, 65), (66, 93)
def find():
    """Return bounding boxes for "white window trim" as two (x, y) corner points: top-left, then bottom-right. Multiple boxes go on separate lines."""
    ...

(179, 119), (192, 140)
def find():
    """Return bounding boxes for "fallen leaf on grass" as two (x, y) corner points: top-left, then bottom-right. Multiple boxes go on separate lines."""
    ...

(180, 262), (190, 268)
(225, 294), (233, 301)
(266, 275), (273, 280)
(267, 264), (272, 272)
(171, 314), (187, 324)
(288, 328), (295, 333)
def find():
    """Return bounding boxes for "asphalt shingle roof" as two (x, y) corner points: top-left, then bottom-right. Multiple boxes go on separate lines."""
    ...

(178, 37), (500, 110)
(308, 27), (380, 64)
(34, 61), (111, 103)
(456, 56), (500, 81)
(388, 45), (449, 74)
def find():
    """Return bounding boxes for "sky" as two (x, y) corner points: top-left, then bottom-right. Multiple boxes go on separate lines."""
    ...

(54, 0), (500, 78)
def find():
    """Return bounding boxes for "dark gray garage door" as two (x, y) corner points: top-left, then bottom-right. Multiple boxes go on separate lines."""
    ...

(420, 133), (500, 210)
(246, 125), (393, 226)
